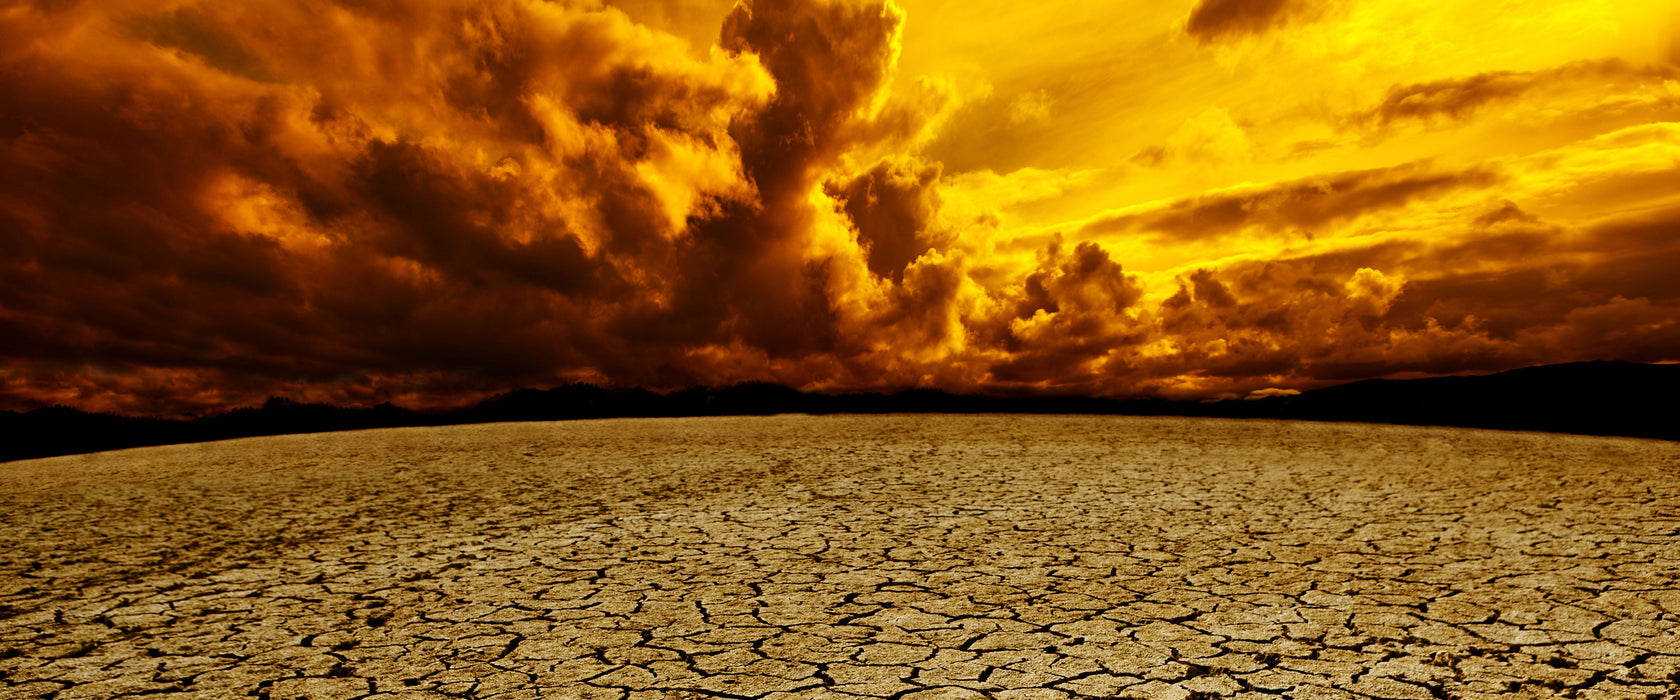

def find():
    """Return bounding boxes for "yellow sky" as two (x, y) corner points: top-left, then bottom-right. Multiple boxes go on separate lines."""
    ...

(897, 1), (1675, 216)
(615, 0), (1678, 270)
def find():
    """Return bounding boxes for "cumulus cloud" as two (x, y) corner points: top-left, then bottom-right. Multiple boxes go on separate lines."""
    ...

(834, 157), (948, 284)
(0, 0), (983, 412)
(0, 0), (782, 412)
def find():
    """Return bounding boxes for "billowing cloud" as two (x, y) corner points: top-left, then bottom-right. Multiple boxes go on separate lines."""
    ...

(1, 0), (1678, 414)
(834, 157), (947, 283)
(0, 0), (783, 413)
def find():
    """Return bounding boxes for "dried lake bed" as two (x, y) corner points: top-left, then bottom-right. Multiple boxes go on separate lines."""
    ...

(2, 415), (1679, 699)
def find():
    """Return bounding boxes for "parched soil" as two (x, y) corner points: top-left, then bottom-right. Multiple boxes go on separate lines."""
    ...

(2, 415), (1678, 699)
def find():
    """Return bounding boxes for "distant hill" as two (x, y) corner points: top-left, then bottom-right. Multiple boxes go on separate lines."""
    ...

(2, 361), (1675, 462)
(1221, 361), (1680, 441)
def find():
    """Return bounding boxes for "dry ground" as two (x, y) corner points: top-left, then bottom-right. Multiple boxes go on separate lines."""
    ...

(2, 415), (1679, 699)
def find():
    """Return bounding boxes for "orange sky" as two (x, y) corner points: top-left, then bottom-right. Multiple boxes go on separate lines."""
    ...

(2, 0), (1679, 415)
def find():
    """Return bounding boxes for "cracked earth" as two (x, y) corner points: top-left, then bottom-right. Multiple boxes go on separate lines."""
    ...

(3, 415), (1680, 699)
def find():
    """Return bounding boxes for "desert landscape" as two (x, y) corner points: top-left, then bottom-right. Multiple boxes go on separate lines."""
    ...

(3, 415), (1678, 699)
(6, 1), (1680, 697)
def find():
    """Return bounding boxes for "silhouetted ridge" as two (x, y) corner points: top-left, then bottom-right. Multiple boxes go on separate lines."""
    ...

(204, 398), (418, 437)
(1237, 361), (1680, 440)
(2, 361), (1675, 462)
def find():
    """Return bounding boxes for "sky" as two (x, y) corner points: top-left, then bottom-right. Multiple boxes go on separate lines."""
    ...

(2, 0), (1679, 415)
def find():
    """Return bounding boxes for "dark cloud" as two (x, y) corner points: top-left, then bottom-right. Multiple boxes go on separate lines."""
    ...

(354, 141), (605, 294)
(1184, 0), (1323, 43)
(0, 0), (792, 412)
(1146, 261), (1406, 381)
(1363, 60), (1680, 127)
(615, 0), (916, 361)
(986, 239), (1144, 389)
(722, 0), (904, 187)
(1473, 201), (1543, 228)
(1080, 162), (1497, 241)
(835, 158), (947, 284)
(1151, 206), (1680, 390)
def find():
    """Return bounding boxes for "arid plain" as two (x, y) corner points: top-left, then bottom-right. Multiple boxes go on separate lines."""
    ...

(2, 415), (1678, 699)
